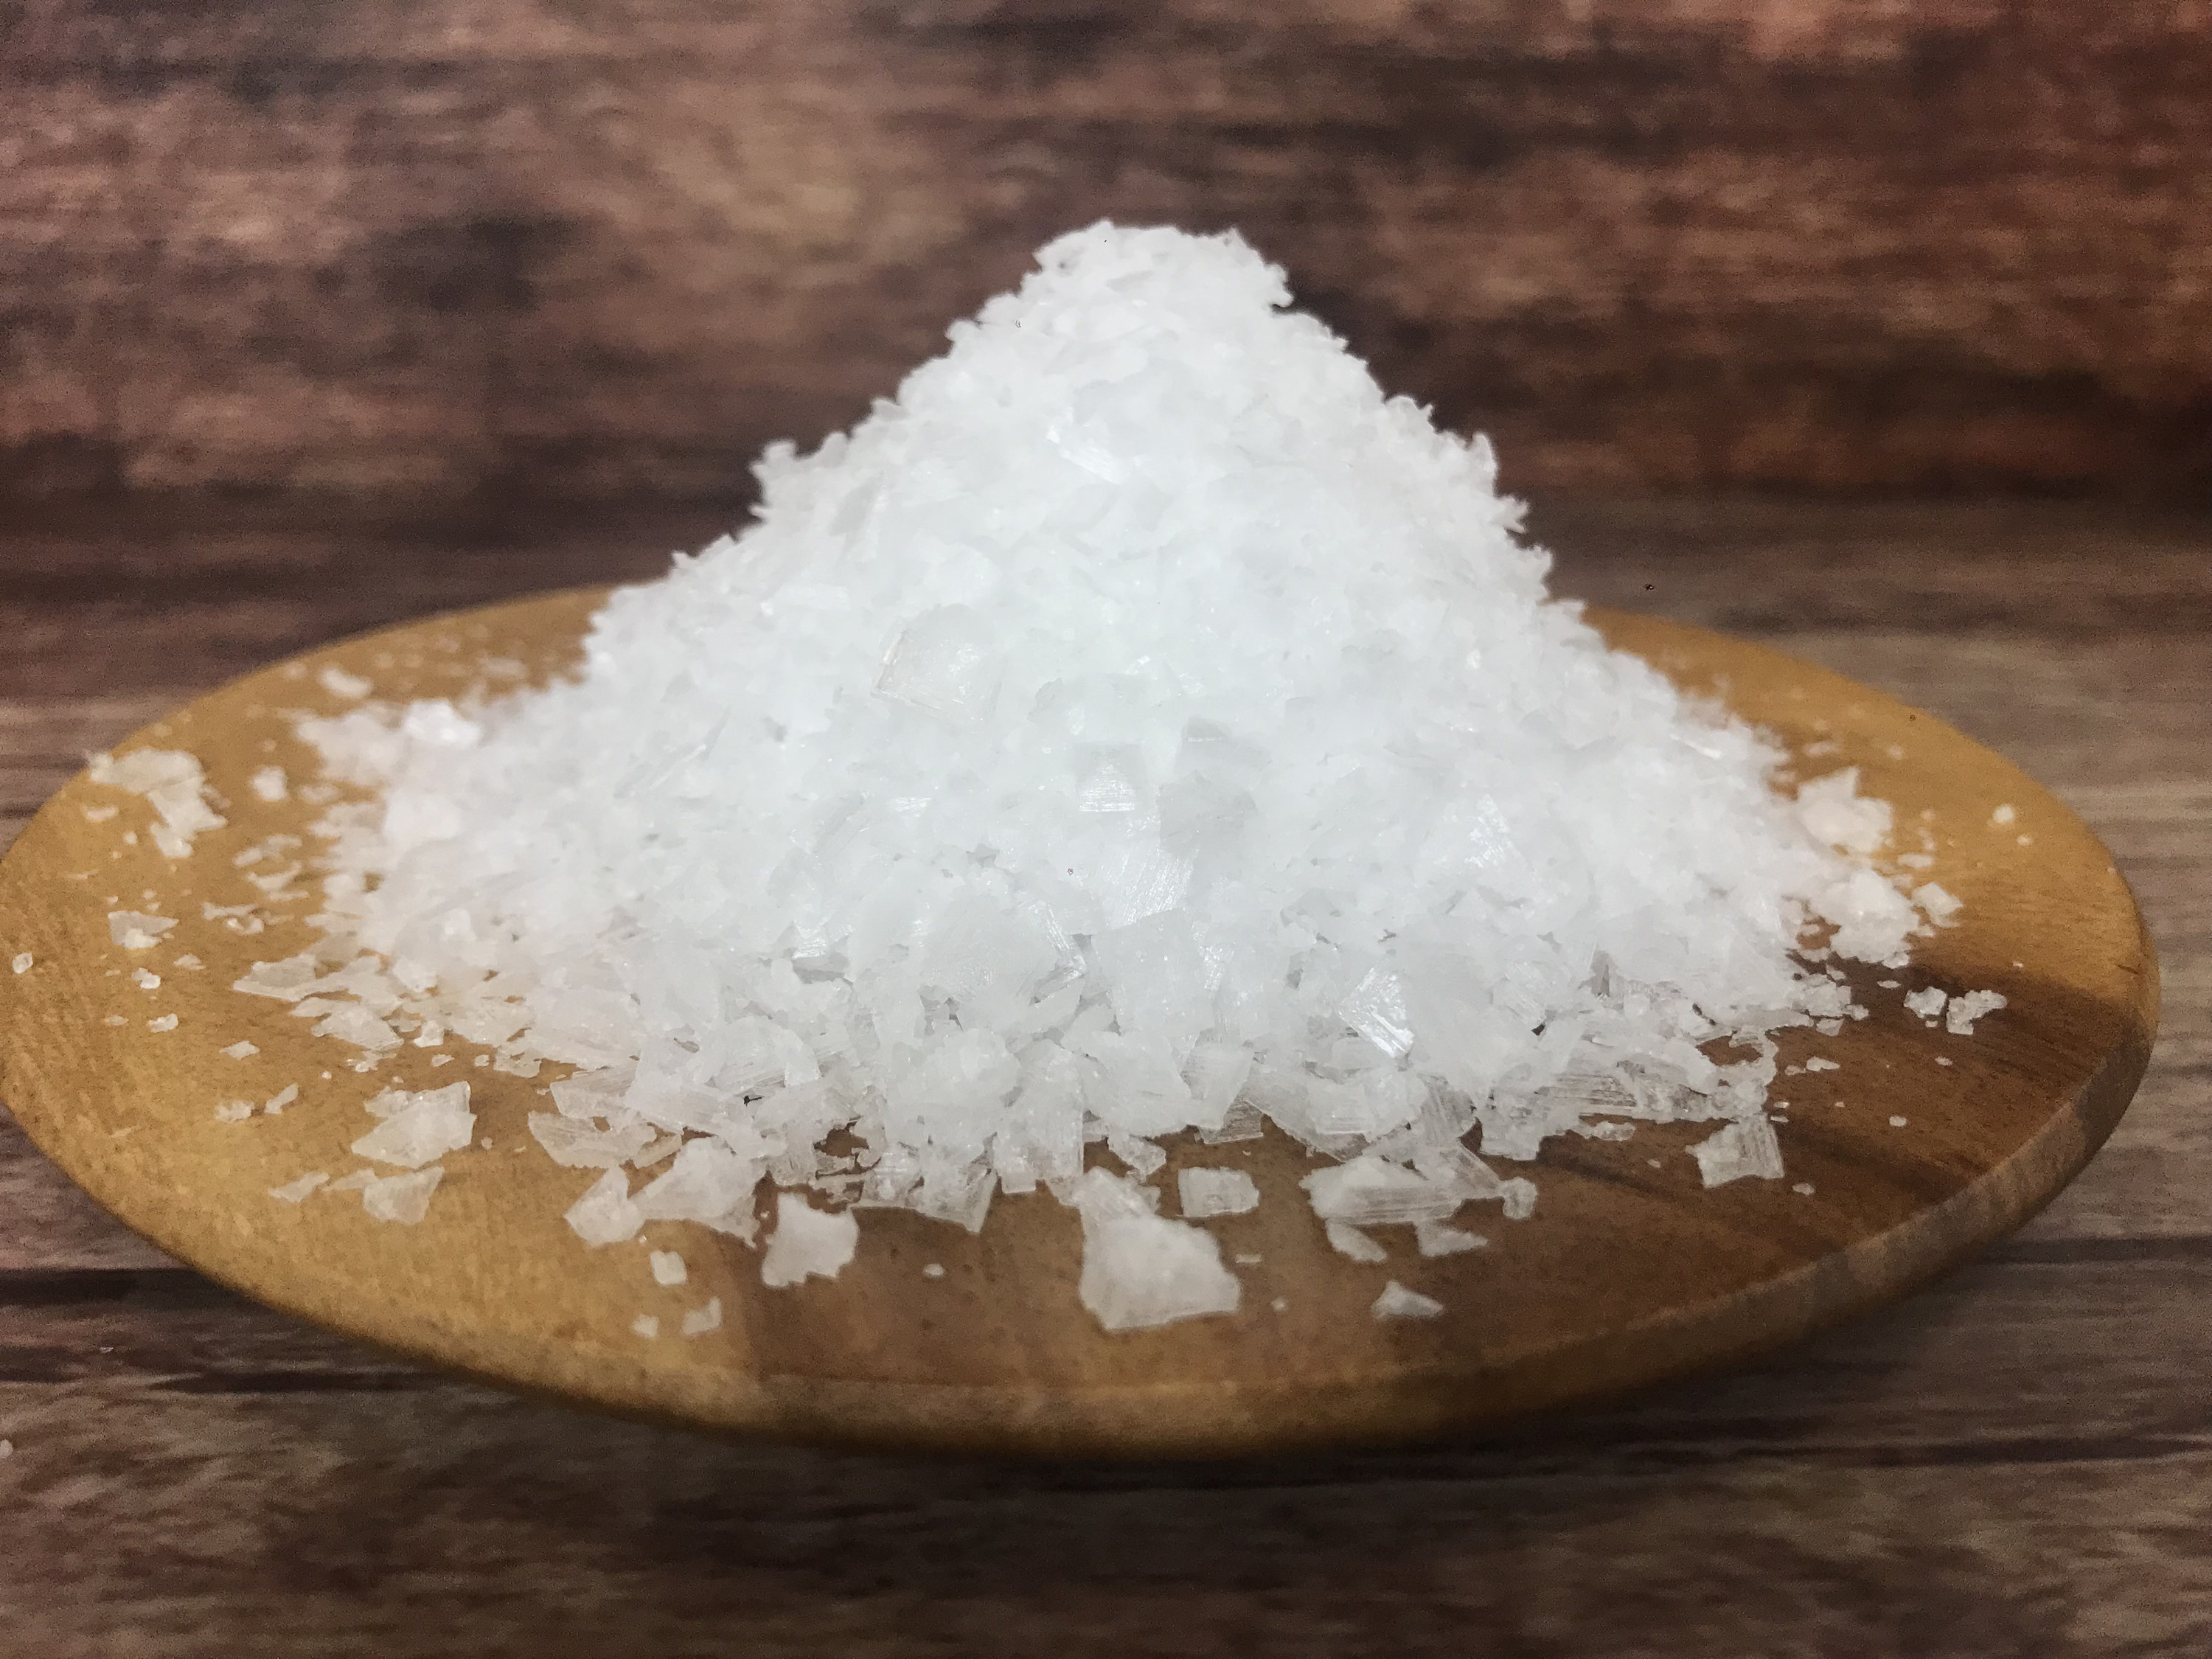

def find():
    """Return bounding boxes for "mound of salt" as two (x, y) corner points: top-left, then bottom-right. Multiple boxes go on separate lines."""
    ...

(260, 223), (1941, 1329)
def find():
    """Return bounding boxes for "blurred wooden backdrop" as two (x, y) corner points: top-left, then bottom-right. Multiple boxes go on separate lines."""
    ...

(4, 0), (2210, 508)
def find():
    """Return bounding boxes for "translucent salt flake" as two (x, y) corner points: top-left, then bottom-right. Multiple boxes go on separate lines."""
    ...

(263, 1083), (299, 1115)
(318, 665), (372, 700)
(251, 766), (290, 803)
(1177, 1166), (1260, 1217)
(1689, 1118), (1784, 1187)
(9, 953), (29, 975)
(876, 605), (1001, 720)
(565, 1169), (644, 1245)
(108, 911), (175, 950)
(147, 1015), (178, 1033)
(88, 748), (226, 856)
(1371, 1281), (1444, 1321)
(1904, 987), (1948, 1023)
(221, 1040), (259, 1060)
(361, 1166), (443, 1224)
(638, 1141), (764, 1237)
(1304, 1155), (1461, 1226)
(528, 1112), (657, 1169)
(232, 954), (319, 1000)
(1913, 882), (1964, 927)
(1078, 1210), (1241, 1332)
(214, 1099), (254, 1122)
(1413, 1219), (1487, 1257)
(681, 1296), (723, 1337)
(1796, 768), (1892, 857)
(632, 1314), (660, 1340)
(650, 1250), (688, 1287)
(268, 1172), (329, 1203)
(762, 1194), (859, 1287)
(314, 1006), (402, 1051)
(1324, 1221), (1388, 1262)
(352, 1082), (473, 1168)
(1945, 989), (2008, 1035)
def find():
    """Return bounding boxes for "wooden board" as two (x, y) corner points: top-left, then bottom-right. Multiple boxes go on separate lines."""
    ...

(0, 588), (2158, 1456)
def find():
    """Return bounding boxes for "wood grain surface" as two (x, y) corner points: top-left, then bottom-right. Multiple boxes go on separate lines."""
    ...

(5, 0), (2212, 505)
(0, 495), (2205, 1653)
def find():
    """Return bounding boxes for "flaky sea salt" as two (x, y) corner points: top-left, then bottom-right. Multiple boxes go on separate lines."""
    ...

(88, 748), (226, 858)
(1371, 1281), (1444, 1321)
(361, 1166), (443, 1224)
(352, 1082), (473, 1168)
(650, 1249), (688, 1286)
(234, 224), (1955, 1332)
(1945, 990), (2008, 1035)
(681, 1296), (723, 1336)
(268, 1172), (329, 1203)
(1178, 1166), (1260, 1217)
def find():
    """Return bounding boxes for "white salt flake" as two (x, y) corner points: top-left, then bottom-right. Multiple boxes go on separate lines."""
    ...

(1413, 1219), (1487, 1256)
(565, 1168), (645, 1245)
(632, 1313), (660, 1340)
(107, 911), (175, 950)
(762, 1193), (859, 1287)
(222, 1040), (259, 1059)
(1177, 1166), (1260, 1217)
(1689, 1118), (1784, 1187)
(352, 1082), (473, 1168)
(318, 665), (373, 700)
(1371, 1281), (1444, 1321)
(147, 1014), (178, 1033)
(251, 766), (291, 802)
(214, 1099), (254, 1122)
(268, 1172), (329, 1203)
(923, 1262), (946, 1279)
(88, 748), (226, 857)
(1324, 1220), (1388, 1262)
(361, 1166), (443, 1223)
(1945, 989), (2008, 1035)
(650, 1249), (689, 1286)
(9, 953), (29, 975)
(1991, 804), (2016, 825)
(1904, 987), (1949, 1022)
(681, 1296), (723, 1337)
(1072, 1171), (1240, 1331)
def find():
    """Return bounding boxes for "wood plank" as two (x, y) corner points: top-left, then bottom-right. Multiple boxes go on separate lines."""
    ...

(2, 1256), (2212, 1655)
(4, 3), (2211, 501)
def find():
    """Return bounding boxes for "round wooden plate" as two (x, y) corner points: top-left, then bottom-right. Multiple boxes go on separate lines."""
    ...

(0, 589), (2158, 1457)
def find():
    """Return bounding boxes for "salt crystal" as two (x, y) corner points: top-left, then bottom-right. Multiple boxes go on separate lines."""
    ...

(564, 1169), (644, 1245)
(1413, 1219), (1487, 1256)
(147, 1014), (178, 1032)
(222, 1040), (259, 1059)
(1944, 989), (2008, 1035)
(681, 1296), (723, 1336)
(1689, 1118), (1784, 1187)
(1903, 987), (1948, 1022)
(1177, 1166), (1260, 1217)
(251, 766), (290, 802)
(1792, 1181), (1815, 1195)
(107, 911), (175, 950)
(1889, 1115), (1909, 1127)
(923, 1262), (946, 1279)
(132, 968), (161, 990)
(268, 1172), (329, 1203)
(1991, 804), (2015, 825)
(632, 1313), (660, 1339)
(1804, 1057), (1839, 1072)
(1071, 1171), (1239, 1330)
(9, 953), (29, 975)
(361, 1166), (443, 1223)
(214, 1100), (254, 1122)
(762, 1193), (859, 1287)
(88, 748), (226, 857)
(352, 1082), (471, 1167)
(1371, 1281), (1444, 1321)
(1324, 1220), (1388, 1262)
(650, 1249), (688, 1286)
(318, 665), (372, 700)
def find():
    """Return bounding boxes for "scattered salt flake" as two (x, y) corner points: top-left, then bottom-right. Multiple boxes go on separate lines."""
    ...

(2017, 834), (2034, 846)
(102, 1015), (125, 1027)
(922, 1262), (946, 1279)
(1324, 1220), (1388, 1262)
(1904, 987), (1948, 1022)
(352, 1082), (472, 1167)
(1234, 1251), (1263, 1265)
(1804, 1057), (1839, 1073)
(83, 804), (118, 823)
(251, 766), (290, 802)
(650, 1249), (689, 1287)
(1913, 882), (1964, 926)
(147, 1014), (178, 1033)
(88, 748), (225, 857)
(681, 1296), (723, 1337)
(108, 911), (175, 950)
(1889, 1115), (1909, 1127)
(632, 1314), (660, 1340)
(1177, 1166), (1260, 1217)
(0, 1439), (12, 1459)
(565, 1169), (644, 1245)
(1991, 804), (2016, 825)
(221, 1040), (259, 1059)
(214, 1100), (254, 1122)
(762, 1193), (860, 1288)
(1689, 1118), (1784, 1187)
(1371, 1281), (1444, 1321)
(1945, 989), (2008, 1035)
(9, 953), (29, 975)
(361, 1166), (443, 1223)
(1792, 1182), (1815, 1196)
(132, 968), (161, 990)
(268, 1172), (329, 1203)
(1414, 1219), (1487, 1256)
(1936, 1057), (1953, 1065)
(1271, 1296), (1289, 1313)
(318, 665), (372, 700)
(528, 1112), (656, 1169)
(1074, 1176), (1240, 1331)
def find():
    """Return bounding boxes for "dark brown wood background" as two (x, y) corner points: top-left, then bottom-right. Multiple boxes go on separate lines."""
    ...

(5, 0), (2212, 507)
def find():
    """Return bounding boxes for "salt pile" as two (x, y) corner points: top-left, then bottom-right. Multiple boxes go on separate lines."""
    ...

(254, 223), (1950, 1330)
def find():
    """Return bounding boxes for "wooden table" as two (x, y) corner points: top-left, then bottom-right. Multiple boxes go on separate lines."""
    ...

(2, 495), (2205, 1657)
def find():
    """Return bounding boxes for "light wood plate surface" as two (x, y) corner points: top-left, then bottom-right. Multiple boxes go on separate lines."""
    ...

(0, 588), (2158, 1457)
